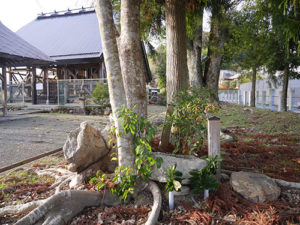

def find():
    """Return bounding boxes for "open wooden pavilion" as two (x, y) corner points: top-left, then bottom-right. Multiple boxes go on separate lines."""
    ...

(0, 21), (53, 116)
(16, 7), (151, 104)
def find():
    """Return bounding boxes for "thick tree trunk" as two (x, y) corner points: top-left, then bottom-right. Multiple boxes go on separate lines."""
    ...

(187, 9), (204, 88)
(94, 0), (134, 168)
(165, 0), (188, 103)
(160, 0), (188, 149)
(204, 8), (227, 100)
(119, 0), (147, 118)
(250, 66), (257, 107)
(282, 63), (289, 111)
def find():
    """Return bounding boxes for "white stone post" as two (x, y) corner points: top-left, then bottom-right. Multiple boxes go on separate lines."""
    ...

(248, 91), (251, 106)
(269, 89), (275, 110)
(262, 91), (266, 109)
(238, 90), (242, 104)
(288, 88), (295, 111)
(244, 91), (247, 105)
(208, 116), (221, 181)
(278, 90), (282, 112)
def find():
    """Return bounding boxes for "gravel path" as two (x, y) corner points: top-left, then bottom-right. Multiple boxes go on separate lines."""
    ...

(0, 105), (166, 168)
(0, 113), (107, 168)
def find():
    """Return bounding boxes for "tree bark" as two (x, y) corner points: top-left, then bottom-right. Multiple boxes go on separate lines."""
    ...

(165, 0), (188, 103)
(160, 0), (188, 149)
(282, 63), (289, 111)
(187, 9), (204, 88)
(250, 66), (257, 107)
(204, 7), (228, 100)
(94, 0), (134, 168)
(119, 0), (147, 118)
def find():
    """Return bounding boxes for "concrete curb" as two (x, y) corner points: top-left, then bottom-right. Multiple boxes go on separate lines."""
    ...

(0, 147), (63, 173)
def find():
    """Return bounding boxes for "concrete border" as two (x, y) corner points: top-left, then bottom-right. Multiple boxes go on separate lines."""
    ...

(0, 147), (63, 173)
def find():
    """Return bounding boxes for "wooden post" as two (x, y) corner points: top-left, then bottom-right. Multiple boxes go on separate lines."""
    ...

(43, 68), (48, 95)
(8, 68), (13, 103)
(1, 67), (7, 116)
(208, 116), (221, 180)
(31, 67), (37, 104)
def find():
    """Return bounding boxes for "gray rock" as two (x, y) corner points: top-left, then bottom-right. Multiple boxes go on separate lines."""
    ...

(230, 171), (281, 203)
(220, 131), (235, 143)
(150, 152), (207, 184)
(63, 122), (109, 172)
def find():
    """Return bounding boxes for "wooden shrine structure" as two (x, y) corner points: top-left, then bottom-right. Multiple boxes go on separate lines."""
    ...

(0, 21), (53, 116)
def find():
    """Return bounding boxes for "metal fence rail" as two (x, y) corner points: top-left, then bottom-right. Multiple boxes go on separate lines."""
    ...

(219, 89), (300, 113)
(57, 78), (107, 105)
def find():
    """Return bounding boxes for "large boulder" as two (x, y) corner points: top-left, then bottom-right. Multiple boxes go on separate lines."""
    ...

(63, 122), (109, 172)
(230, 171), (281, 203)
(150, 152), (207, 184)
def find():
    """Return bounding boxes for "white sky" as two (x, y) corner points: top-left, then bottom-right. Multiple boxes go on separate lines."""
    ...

(0, 0), (93, 31)
(0, 0), (210, 32)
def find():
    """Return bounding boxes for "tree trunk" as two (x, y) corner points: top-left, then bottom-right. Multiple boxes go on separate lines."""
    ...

(282, 63), (289, 111)
(94, 0), (134, 168)
(119, 0), (147, 118)
(187, 8), (204, 88)
(160, 0), (188, 149)
(250, 66), (257, 107)
(165, 0), (188, 103)
(204, 8), (227, 100)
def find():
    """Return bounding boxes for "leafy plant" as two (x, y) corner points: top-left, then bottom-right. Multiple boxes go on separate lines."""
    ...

(91, 82), (109, 106)
(89, 171), (108, 191)
(165, 88), (219, 155)
(111, 165), (136, 200)
(117, 106), (162, 181)
(188, 155), (223, 194)
(165, 164), (183, 192)
(90, 106), (163, 201)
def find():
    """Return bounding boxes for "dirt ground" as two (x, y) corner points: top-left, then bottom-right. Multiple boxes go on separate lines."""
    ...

(0, 113), (107, 168)
(0, 104), (299, 224)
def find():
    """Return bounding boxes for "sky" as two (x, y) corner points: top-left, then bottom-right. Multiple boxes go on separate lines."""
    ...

(0, 0), (210, 33)
(0, 0), (93, 31)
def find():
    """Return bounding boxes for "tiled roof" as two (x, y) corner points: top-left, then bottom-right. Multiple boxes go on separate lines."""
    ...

(0, 21), (53, 66)
(17, 9), (102, 62)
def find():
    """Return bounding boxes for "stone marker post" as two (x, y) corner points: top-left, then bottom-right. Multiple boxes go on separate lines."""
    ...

(208, 116), (221, 181)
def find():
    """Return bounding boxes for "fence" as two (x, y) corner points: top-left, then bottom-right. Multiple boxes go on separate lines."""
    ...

(219, 88), (300, 113)
(1, 78), (107, 105)
(57, 78), (107, 105)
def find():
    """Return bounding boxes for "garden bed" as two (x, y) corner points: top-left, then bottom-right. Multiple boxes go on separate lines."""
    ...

(1, 104), (299, 224)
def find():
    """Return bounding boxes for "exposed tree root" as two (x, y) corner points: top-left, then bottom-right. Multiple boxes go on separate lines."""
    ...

(273, 179), (300, 189)
(0, 200), (45, 217)
(15, 190), (102, 225)
(145, 181), (162, 225)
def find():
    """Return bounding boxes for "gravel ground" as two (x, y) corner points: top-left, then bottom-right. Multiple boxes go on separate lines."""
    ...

(0, 113), (107, 168)
(0, 105), (166, 169)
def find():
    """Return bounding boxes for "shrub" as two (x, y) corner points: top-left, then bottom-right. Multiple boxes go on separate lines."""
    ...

(166, 88), (219, 155)
(92, 82), (109, 105)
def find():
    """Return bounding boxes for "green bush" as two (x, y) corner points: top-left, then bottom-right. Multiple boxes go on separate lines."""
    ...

(166, 88), (219, 155)
(92, 82), (109, 105)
